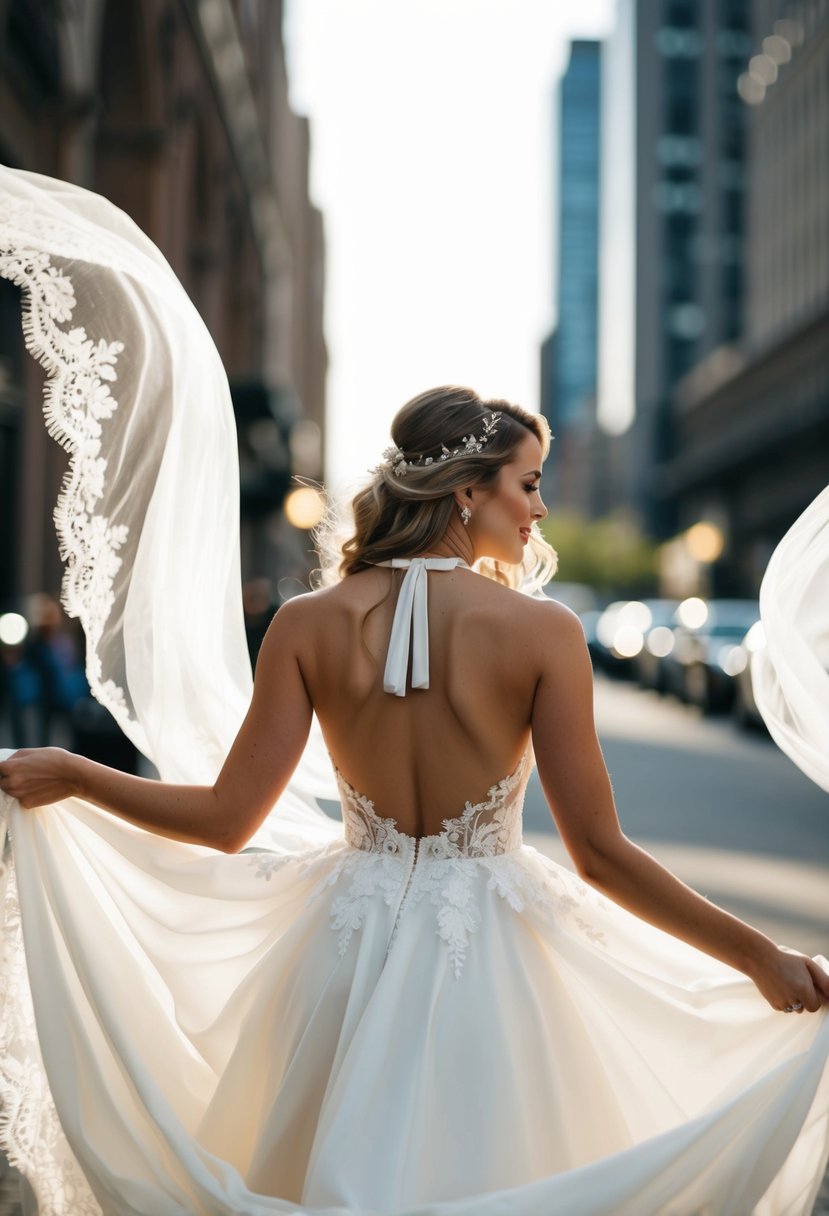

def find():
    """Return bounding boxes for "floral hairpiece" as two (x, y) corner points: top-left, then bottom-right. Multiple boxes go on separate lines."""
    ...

(379, 411), (501, 478)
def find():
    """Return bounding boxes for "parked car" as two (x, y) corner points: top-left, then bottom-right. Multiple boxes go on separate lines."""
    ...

(593, 599), (675, 678)
(630, 600), (682, 691)
(672, 599), (760, 714)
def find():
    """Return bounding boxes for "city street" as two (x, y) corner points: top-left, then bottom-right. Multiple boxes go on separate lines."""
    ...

(524, 672), (829, 958)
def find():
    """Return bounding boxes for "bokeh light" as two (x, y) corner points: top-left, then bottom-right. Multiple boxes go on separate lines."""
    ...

(685, 521), (724, 563)
(677, 597), (708, 629)
(0, 612), (29, 646)
(646, 625), (675, 657)
(284, 485), (325, 530)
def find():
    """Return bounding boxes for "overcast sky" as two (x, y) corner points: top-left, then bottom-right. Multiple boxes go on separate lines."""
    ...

(283, 0), (616, 492)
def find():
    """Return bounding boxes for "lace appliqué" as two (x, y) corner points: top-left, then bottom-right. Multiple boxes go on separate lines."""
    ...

(483, 849), (610, 947)
(0, 220), (129, 727)
(407, 848), (609, 979)
(0, 808), (101, 1215)
(330, 749), (536, 977)
(417, 759), (527, 860)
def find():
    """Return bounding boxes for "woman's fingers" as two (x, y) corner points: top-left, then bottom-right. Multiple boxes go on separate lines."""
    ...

(759, 949), (828, 1013)
(785, 960), (824, 1013)
(806, 957), (829, 1003)
(0, 748), (77, 808)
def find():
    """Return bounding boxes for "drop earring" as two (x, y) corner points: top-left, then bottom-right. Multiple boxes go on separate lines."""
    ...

(459, 504), (471, 526)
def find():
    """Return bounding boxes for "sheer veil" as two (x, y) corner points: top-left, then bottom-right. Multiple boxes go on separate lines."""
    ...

(751, 484), (829, 793)
(0, 164), (338, 851)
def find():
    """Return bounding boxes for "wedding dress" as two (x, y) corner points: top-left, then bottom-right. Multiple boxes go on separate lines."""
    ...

(1, 166), (828, 1216)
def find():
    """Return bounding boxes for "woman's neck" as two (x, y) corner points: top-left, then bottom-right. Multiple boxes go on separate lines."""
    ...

(414, 518), (475, 565)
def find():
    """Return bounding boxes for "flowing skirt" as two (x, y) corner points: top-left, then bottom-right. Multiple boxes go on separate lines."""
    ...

(1, 776), (827, 1215)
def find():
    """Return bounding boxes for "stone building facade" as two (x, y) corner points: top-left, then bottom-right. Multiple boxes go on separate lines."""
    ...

(0, 0), (326, 607)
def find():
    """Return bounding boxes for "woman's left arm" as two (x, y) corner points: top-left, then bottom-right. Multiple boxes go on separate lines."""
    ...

(0, 596), (313, 852)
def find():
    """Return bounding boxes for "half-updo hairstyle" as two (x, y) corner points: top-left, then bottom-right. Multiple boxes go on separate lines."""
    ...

(314, 385), (558, 593)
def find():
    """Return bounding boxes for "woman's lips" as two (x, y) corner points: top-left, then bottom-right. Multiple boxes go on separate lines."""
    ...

(519, 528), (530, 542)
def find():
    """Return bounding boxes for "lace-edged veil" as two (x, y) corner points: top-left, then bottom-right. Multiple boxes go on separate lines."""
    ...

(0, 165), (337, 850)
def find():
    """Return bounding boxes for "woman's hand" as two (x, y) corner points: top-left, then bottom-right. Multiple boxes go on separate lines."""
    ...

(746, 944), (829, 1014)
(0, 748), (81, 809)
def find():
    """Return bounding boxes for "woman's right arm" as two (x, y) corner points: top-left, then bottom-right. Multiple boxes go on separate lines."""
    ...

(0, 596), (314, 853)
(530, 601), (829, 1013)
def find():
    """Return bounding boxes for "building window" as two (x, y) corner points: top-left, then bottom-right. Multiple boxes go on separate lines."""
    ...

(656, 134), (703, 167)
(716, 29), (752, 57)
(655, 27), (703, 56)
(720, 0), (750, 33)
(668, 302), (706, 340)
(664, 58), (699, 134)
(722, 188), (743, 236)
(653, 181), (703, 212)
(662, 0), (697, 27)
(666, 258), (695, 302)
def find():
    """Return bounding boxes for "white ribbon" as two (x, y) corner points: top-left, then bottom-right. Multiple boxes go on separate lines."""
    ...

(374, 557), (468, 696)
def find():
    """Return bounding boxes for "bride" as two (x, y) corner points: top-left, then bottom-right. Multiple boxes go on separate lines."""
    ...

(1, 167), (828, 1215)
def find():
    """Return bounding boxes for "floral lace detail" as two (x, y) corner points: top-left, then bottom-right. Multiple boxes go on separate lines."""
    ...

(333, 745), (532, 860)
(326, 746), (536, 976)
(403, 849), (609, 978)
(0, 226), (130, 727)
(337, 785), (409, 856)
(0, 806), (101, 1214)
(243, 748), (608, 979)
(417, 756), (529, 859)
(483, 849), (610, 946)
(327, 854), (408, 957)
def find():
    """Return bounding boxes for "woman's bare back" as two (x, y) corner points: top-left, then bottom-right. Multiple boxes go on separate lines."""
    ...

(294, 565), (556, 837)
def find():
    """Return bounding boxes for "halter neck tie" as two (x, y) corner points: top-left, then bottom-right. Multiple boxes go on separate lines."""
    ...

(373, 557), (469, 696)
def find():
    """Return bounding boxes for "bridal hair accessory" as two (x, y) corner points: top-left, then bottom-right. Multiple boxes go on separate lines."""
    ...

(380, 411), (501, 478)
(459, 504), (471, 526)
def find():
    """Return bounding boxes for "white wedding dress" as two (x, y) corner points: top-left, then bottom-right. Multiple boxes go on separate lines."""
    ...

(1, 166), (828, 1216)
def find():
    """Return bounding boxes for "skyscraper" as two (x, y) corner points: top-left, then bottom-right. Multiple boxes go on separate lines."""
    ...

(555, 41), (602, 432)
(660, 2), (829, 593)
(540, 40), (602, 514)
(598, 0), (751, 537)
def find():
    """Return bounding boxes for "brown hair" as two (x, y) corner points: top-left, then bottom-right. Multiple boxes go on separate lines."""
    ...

(314, 385), (557, 592)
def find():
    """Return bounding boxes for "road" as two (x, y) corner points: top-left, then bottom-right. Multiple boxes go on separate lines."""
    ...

(524, 672), (829, 957)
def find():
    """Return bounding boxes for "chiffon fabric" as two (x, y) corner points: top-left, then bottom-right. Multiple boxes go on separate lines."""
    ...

(0, 165), (828, 1216)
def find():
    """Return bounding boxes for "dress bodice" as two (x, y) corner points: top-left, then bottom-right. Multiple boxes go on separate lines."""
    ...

(329, 553), (534, 858)
(332, 743), (534, 859)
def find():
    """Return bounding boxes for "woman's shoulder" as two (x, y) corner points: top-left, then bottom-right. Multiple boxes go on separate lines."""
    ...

(273, 570), (584, 630)
(476, 577), (583, 624)
(269, 571), (383, 627)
